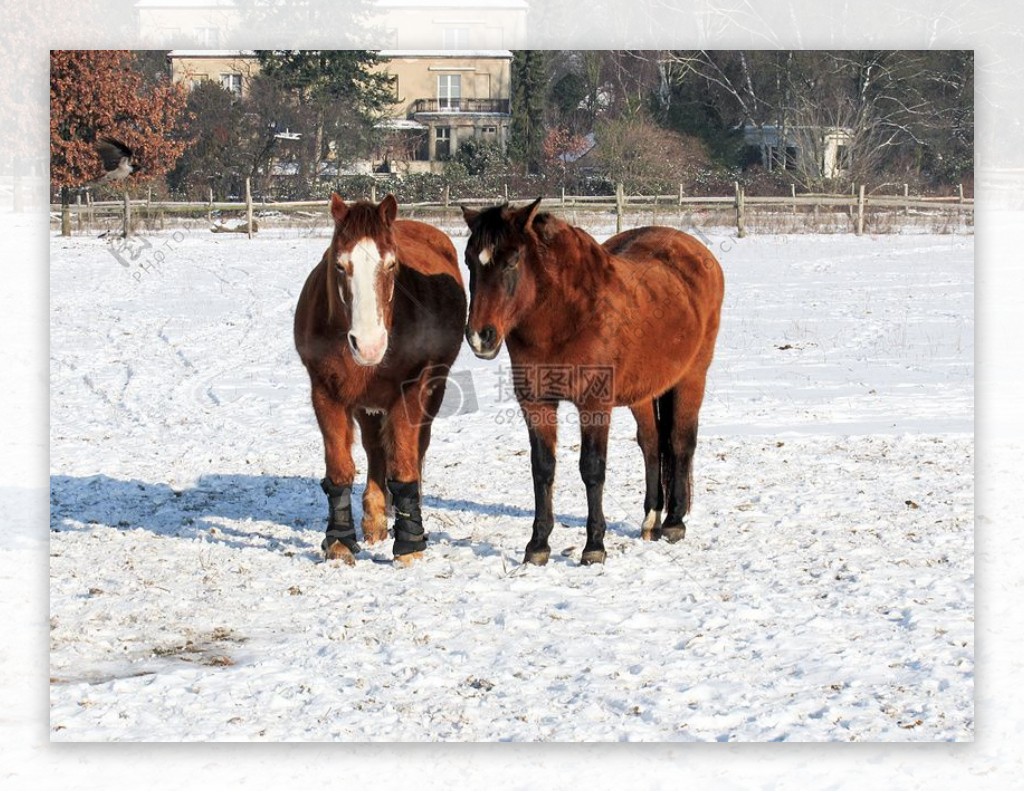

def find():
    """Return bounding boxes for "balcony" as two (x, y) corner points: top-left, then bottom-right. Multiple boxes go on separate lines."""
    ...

(410, 98), (510, 115)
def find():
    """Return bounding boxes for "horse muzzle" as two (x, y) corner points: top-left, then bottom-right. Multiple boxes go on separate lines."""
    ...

(466, 324), (502, 360)
(348, 330), (388, 366)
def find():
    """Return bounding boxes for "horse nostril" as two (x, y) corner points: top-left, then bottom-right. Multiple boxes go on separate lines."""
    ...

(348, 332), (359, 352)
(481, 325), (497, 347)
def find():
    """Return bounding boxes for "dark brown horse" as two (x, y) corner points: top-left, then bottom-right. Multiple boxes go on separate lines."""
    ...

(295, 194), (466, 565)
(462, 199), (724, 565)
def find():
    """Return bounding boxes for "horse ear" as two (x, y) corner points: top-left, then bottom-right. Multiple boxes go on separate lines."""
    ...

(378, 194), (398, 225)
(330, 193), (348, 224)
(461, 205), (479, 226)
(514, 197), (543, 231)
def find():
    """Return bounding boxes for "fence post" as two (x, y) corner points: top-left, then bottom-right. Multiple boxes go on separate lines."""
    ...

(735, 181), (746, 238)
(245, 177), (253, 239)
(208, 187), (213, 225)
(76, 192), (83, 233)
(615, 182), (624, 234)
(370, 182), (377, 203)
(679, 183), (684, 206)
(122, 191), (131, 238)
(504, 183), (508, 201)
(791, 184), (796, 216)
(904, 183), (909, 216)
(856, 184), (865, 236)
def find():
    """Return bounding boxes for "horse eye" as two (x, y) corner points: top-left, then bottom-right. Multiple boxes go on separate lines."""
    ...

(503, 250), (521, 270)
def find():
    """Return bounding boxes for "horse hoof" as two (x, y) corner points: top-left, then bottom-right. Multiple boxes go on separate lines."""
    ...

(661, 525), (686, 543)
(361, 515), (389, 546)
(324, 540), (356, 566)
(580, 549), (606, 565)
(523, 549), (550, 566)
(641, 511), (662, 541)
(393, 551), (424, 567)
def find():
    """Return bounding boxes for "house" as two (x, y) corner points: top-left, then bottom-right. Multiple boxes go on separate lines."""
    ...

(165, 48), (514, 174)
(374, 50), (513, 173)
(156, 0), (524, 173)
(743, 123), (853, 179)
(166, 50), (257, 96)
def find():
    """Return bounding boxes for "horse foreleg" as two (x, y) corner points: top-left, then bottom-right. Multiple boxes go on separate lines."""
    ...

(355, 409), (389, 546)
(386, 380), (429, 563)
(631, 400), (663, 541)
(578, 407), (612, 565)
(311, 384), (358, 564)
(521, 400), (558, 566)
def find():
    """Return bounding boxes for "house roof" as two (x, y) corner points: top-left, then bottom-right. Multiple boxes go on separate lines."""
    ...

(136, 0), (237, 7)
(376, 0), (527, 7)
(379, 50), (513, 58)
(168, 50), (256, 58)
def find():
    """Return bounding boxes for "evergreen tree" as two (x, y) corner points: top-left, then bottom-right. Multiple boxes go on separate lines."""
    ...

(509, 50), (548, 175)
(255, 51), (395, 191)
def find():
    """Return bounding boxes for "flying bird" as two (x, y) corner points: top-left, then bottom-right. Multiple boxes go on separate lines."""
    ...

(87, 136), (135, 185)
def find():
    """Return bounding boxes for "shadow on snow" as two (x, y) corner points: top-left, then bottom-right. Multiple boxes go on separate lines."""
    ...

(49, 474), (636, 561)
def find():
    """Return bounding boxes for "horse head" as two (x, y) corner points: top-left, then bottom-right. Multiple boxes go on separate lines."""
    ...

(461, 197), (542, 360)
(328, 193), (400, 366)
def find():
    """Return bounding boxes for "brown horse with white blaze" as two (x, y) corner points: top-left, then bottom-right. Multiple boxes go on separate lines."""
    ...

(295, 194), (466, 565)
(462, 199), (724, 565)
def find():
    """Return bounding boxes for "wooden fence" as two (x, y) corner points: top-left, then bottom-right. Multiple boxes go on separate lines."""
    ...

(53, 179), (973, 238)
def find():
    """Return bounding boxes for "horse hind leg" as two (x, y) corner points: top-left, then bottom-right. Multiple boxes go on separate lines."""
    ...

(631, 400), (663, 540)
(356, 409), (389, 546)
(659, 377), (705, 543)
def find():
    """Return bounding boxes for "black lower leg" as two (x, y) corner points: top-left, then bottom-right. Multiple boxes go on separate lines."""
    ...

(663, 423), (697, 541)
(579, 419), (609, 564)
(524, 421), (556, 564)
(387, 479), (426, 556)
(321, 477), (361, 554)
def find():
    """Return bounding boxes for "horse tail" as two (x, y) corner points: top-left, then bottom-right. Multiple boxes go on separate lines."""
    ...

(654, 388), (675, 512)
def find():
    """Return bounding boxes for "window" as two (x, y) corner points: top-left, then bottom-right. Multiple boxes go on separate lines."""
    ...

(435, 127), (452, 159)
(479, 125), (497, 140)
(437, 75), (461, 111)
(194, 27), (219, 46)
(443, 28), (469, 49)
(221, 73), (242, 96)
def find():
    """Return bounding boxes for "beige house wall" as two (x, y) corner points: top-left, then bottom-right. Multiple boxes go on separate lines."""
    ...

(383, 54), (510, 114)
(169, 52), (259, 96)
(376, 3), (526, 49)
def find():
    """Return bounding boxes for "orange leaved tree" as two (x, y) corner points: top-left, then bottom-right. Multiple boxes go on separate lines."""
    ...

(50, 50), (191, 234)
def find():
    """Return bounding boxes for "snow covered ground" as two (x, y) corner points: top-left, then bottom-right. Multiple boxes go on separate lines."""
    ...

(49, 222), (973, 741)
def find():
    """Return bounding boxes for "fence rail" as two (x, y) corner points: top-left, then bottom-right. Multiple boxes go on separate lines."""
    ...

(52, 181), (973, 237)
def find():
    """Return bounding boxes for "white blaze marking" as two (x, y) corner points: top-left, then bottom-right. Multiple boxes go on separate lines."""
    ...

(478, 246), (492, 266)
(348, 238), (386, 344)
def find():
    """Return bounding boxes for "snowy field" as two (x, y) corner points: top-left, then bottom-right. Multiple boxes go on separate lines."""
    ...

(48, 222), (973, 742)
